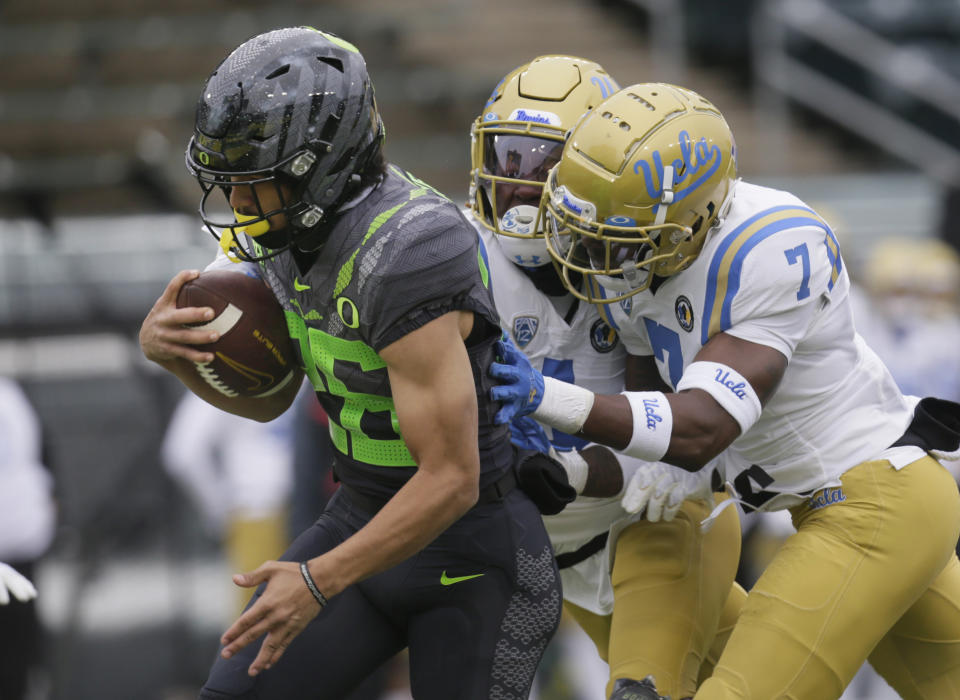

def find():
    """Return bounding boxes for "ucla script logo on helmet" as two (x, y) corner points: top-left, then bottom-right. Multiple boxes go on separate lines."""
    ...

(633, 131), (722, 206)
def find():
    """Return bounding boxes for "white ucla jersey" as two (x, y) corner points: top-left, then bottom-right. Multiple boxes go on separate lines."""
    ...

(597, 181), (915, 512)
(469, 209), (637, 614)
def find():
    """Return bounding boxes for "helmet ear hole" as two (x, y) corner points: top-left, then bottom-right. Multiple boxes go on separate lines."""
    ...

(690, 215), (704, 236)
(692, 201), (719, 236)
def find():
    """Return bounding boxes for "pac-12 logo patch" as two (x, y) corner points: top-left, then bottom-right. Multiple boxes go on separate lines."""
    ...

(590, 319), (619, 353)
(675, 295), (694, 332)
(512, 316), (539, 349)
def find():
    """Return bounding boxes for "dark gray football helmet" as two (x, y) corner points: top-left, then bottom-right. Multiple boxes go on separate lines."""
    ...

(186, 26), (384, 260)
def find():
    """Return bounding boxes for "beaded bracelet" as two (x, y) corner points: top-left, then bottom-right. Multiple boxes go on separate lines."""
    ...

(299, 561), (328, 608)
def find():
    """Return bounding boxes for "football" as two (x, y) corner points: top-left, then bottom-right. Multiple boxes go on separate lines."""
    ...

(177, 269), (297, 399)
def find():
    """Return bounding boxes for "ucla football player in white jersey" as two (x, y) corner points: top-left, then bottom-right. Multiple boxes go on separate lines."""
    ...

(469, 57), (746, 700)
(491, 82), (960, 699)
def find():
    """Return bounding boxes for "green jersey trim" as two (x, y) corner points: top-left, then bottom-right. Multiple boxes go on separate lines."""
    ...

(333, 200), (407, 298)
(331, 174), (446, 300)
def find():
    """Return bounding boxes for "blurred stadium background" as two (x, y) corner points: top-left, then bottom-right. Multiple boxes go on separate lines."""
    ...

(0, 0), (957, 698)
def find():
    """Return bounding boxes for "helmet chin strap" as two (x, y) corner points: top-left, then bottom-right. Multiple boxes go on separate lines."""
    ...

(218, 229), (244, 262)
(617, 165), (673, 286)
(620, 260), (643, 287)
(653, 165), (675, 227)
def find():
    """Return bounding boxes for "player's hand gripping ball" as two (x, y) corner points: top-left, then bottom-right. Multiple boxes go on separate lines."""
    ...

(177, 270), (296, 398)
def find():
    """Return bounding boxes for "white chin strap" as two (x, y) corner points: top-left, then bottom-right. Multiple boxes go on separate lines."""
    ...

(620, 260), (645, 288)
(653, 165), (675, 226)
(598, 167), (673, 290)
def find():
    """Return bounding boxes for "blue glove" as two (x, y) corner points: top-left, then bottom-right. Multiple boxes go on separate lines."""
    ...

(489, 338), (545, 424)
(509, 415), (552, 453)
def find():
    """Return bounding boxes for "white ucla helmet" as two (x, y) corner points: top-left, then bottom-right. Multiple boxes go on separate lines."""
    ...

(543, 83), (738, 302)
(470, 55), (618, 268)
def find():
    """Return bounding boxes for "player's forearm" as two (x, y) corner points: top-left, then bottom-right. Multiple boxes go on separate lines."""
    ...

(533, 378), (728, 476)
(568, 391), (738, 472)
(309, 464), (477, 597)
(579, 445), (625, 497)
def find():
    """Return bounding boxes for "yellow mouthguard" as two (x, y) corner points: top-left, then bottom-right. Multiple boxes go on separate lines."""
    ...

(217, 212), (272, 263)
(233, 210), (271, 237)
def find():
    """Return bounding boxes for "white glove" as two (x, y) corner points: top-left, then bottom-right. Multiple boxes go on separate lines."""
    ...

(549, 447), (589, 495)
(0, 562), (37, 605)
(621, 462), (712, 522)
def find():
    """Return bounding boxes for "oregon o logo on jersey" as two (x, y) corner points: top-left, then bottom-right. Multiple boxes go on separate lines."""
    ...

(337, 296), (359, 329)
(675, 295), (694, 332)
(590, 319), (619, 353)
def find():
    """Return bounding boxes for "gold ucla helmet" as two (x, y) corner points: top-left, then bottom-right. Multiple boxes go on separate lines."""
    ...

(543, 83), (738, 302)
(470, 55), (618, 268)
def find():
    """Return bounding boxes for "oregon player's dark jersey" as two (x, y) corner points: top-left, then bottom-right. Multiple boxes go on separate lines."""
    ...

(254, 165), (511, 500)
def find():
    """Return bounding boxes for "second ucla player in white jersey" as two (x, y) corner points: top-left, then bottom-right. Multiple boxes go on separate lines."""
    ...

(468, 57), (746, 700)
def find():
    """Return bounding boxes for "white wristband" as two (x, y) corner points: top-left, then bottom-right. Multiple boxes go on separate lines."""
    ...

(622, 391), (673, 461)
(676, 361), (762, 434)
(532, 376), (596, 435)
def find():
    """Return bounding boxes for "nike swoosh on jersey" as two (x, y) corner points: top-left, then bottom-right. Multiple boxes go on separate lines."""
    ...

(294, 277), (311, 292)
(440, 571), (485, 586)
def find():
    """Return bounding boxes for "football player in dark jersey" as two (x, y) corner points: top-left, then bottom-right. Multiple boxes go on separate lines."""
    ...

(140, 27), (561, 700)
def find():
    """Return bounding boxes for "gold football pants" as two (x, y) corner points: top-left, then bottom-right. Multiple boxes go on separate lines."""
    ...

(696, 456), (960, 700)
(565, 496), (745, 699)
